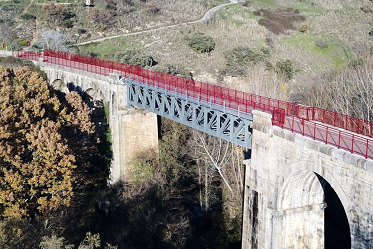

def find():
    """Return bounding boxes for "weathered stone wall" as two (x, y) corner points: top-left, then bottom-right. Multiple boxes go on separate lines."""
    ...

(242, 110), (373, 249)
(113, 109), (158, 182)
(35, 61), (159, 185)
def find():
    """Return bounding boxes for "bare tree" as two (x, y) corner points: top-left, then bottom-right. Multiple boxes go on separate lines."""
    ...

(191, 130), (245, 213)
(0, 24), (18, 51)
(300, 54), (373, 121)
(39, 30), (68, 51)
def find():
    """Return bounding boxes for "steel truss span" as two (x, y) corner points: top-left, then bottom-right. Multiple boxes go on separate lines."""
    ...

(126, 79), (253, 149)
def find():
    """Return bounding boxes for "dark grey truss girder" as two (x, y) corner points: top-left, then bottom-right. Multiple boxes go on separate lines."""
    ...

(124, 79), (253, 149)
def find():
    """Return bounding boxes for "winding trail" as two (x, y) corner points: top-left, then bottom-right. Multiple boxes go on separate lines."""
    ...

(76, 0), (240, 46)
(14, 0), (36, 29)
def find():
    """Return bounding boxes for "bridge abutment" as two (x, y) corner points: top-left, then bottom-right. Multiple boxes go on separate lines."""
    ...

(242, 110), (373, 249)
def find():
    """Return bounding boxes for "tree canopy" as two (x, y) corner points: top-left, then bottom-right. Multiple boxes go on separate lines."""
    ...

(0, 67), (94, 218)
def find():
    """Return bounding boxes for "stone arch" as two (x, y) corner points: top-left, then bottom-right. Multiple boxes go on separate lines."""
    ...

(277, 161), (351, 249)
(280, 160), (350, 219)
(50, 79), (69, 93)
(277, 170), (324, 211)
(82, 88), (105, 109)
(83, 88), (102, 101)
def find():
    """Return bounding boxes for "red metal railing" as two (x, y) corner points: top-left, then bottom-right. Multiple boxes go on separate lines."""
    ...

(17, 50), (42, 61)
(278, 115), (373, 159)
(17, 49), (373, 159)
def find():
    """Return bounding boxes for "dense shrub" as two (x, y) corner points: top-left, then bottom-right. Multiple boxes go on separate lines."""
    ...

(62, 20), (74, 29)
(224, 46), (270, 76)
(276, 59), (294, 79)
(20, 13), (36, 20)
(106, 0), (117, 11)
(115, 50), (157, 67)
(369, 29), (373, 37)
(146, 1), (160, 14)
(1, 4), (22, 12)
(187, 33), (215, 53)
(152, 64), (190, 78)
(78, 28), (87, 34)
(299, 22), (308, 33)
(17, 39), (28, 47)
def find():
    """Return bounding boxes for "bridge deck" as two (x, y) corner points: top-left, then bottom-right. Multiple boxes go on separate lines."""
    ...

(17, 50), (373, 159)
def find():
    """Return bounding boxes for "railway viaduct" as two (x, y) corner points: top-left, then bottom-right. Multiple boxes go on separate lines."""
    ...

(24, 52), (373, 249)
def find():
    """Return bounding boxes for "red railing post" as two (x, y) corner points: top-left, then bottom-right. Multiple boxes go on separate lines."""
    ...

(366, 139), (369, 158)
(338, 131), (341, 148)
(292, 117), (295, 132)
(313, 123), (316, 140)
(302, 118), (305, 135)
(352, 135), (355, 154)
(326, 126), (328, 144)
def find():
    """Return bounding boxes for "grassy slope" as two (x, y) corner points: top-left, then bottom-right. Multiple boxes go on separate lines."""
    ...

(77, 0), (370, 86)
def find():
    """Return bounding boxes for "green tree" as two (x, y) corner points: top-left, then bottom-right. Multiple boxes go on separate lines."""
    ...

(224, 46), (270, 76)
(115, 50), (157, 67)
(0, 67), (94, 218)
(187, 33), (215, 53)
(276, 59), (294, 79)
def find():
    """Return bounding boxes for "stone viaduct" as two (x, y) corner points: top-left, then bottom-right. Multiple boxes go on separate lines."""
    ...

(33, 59), (373, 248)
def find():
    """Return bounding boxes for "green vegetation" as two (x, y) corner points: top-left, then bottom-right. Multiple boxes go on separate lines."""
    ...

(276, 59), (294, 79)
(224, 46), (271, 76)
(152, 63), (190, 78)
(281, 35), (348, 68)
(187, 32), (215, 53)
(114, 49), (157, 67)
(218, 4), (256, 25)
(79, 39), (134, 60)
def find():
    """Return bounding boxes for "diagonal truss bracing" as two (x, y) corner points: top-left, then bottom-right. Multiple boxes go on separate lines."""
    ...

(125, 79), (253, 149)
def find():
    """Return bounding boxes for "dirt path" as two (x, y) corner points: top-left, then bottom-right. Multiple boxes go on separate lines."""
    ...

(14, 0), (36, 29)
(76, 0), (240, 46)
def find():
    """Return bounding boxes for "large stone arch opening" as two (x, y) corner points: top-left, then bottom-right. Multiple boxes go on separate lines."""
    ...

(51, 79), (69, 93)
(315, 173), (351, 248)
(277, 168), (351, 249)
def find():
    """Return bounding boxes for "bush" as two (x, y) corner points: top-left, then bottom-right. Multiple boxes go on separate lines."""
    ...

(299, 22), (308, 33)
(253, 10), (261, 16)
(17, 39), (28, 47)
(369, 29), (373, 37)
(146, 0), (160, 14)
(224, 46), (270, 76)
(115, 50), (157, 67)
(62, 20), (74, 29)
(106, 0), (117, 11)
(78, 28), (87, 34)
(276, 59), (294, 79)
(20, 13), (36, 20)
(315, 37), (329, 49)
(260, 46), (271, 56)
(1, 4), (22, 12)
(187, 33), (215, 53)
(152, 64), (190, 78)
